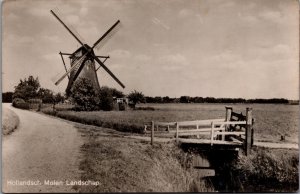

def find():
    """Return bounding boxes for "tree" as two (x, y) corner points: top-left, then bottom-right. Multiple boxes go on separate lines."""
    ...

(54, 93), (65, 104)
(2, 92), (13, 103)
(128, 90), (145, 108)
(99, 87), (114, 111)
(110, 88), (124, 98)
(70, 78), (101, 111)
(38, 88), (54, 103)
(180, 96), (190, 103)
(13, 76), (40, 100)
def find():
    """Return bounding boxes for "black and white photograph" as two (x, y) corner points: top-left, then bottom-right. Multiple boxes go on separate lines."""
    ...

(2, 0), (299, 192)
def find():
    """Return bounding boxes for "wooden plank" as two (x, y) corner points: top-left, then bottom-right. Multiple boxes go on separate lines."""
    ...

(177, 119), (224, 126)
(178, 131), (211, 136)
(178, 127), (225, 133)
(210, 122), (214, 145)
(229, 136), (243, 144)
(214, 131), (245, 136)
(178, 138), (243, 145)
(245, 108), (253, 155)
(154, 121), (176, 126)
(151, 121), (154, 145)
(214, 121), (246, 125)
(176, 122), (179, 143)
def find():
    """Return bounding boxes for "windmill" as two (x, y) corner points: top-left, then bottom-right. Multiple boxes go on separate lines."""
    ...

(50, 9), (125, 96)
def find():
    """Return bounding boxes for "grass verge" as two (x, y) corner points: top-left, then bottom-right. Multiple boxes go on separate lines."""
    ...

(232, 147), (299, 192)
(76, 127), (214, 192)
(2, 107), (20, 135)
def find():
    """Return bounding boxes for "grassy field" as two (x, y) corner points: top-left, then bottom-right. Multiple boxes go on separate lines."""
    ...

(42, 103), (299, 143)
(2, 107), (20, 135)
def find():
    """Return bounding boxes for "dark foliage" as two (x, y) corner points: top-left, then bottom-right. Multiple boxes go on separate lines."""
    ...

(99, 86), (114, 111)
(37, 88), (54, 103)
(180, 96), (190, 103)
(144, 95), (290, 104)
(12, 98), (29, 109)
(128, 90), (145, 107)
(70, 78), (101, 111)
(13, 76), (40, 100)
(2, 92), (13, 103)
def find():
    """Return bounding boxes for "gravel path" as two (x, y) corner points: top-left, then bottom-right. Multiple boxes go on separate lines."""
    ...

(2, 103), (83, 193)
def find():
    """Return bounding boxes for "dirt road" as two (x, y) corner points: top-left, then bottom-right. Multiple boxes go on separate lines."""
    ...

(2, 103), (83, 193)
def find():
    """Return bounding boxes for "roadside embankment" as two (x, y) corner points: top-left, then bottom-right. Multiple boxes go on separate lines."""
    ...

(76, 126), (214, 192)
(2, 106), (20, 135)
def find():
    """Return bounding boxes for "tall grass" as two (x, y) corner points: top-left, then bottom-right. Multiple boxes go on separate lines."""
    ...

(232, 147), (299, 192)
(2, 108), (20, 135)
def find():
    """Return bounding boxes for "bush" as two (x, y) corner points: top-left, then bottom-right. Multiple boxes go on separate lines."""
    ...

(70, 78), (101, 111)
(12, 98), (25, 106)
(233, 147), (299, 187)
(12, 98), (30, 110)
(28, 98), (42, 104)
(99, 87), (114, 111)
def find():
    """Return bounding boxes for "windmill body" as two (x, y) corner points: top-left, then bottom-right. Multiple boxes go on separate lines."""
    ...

(51, 10), (125, 97)
(66, 45), (100, 95)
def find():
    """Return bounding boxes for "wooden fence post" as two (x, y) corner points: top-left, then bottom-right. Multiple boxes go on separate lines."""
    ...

(151, 121), (154, 145)
(224, 106), (232, 140)
(210, 122), (214, 146)
(245, 108), (253, 155)
(176, 122), (179, 143)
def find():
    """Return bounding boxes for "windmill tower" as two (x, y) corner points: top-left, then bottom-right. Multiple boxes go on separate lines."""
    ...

(50, 10), (125, 96)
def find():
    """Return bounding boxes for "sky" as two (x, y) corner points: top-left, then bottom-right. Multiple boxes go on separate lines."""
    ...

(2, 0), (299, 99)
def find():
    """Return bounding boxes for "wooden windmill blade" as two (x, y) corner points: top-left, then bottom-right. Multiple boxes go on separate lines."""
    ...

(54, 52), (88, 85)
(50, 10), (85, 47)
(93, 55), (125, 88)
(91, 20), (120, 49)
(70, 20), (124, 88)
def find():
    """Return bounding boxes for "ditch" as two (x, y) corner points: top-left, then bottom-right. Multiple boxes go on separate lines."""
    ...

(180, 144), (299, 192)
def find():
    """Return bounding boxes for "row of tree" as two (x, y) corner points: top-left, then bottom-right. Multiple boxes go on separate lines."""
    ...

(11, 76), (65, 104)
(3, 75), (295, 112)
(131, 95), (292, 104)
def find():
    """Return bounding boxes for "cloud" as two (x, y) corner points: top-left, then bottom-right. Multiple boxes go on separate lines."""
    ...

(79, 7), (88, 16)
(259, 10), (282, 22)
(238, 13), (258, 23)
(42, 35), (60, 43)
(66, 14), (80, 24)
(109, 49), (131, 58)
(7, 35), (34, 44)
(159, 54), (189, 71)
(151, 17), (170, 30)
(179, 9), (193, 18)
(135, 54), (151, 62)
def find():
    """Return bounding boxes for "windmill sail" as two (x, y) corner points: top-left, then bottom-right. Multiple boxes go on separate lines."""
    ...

(51, 9), (125, 96)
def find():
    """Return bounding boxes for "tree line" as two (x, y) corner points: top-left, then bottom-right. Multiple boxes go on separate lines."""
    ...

(132, 95), (295, 104)
(2, 75), (297, 107)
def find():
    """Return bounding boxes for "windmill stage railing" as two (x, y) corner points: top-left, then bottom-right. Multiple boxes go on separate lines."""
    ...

(146, 107), (254, 155)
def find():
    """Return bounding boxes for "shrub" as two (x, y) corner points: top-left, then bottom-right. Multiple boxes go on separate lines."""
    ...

(12, 98), (25, 107)
(99, 87), (114, 111)
(28, 98), (42, 104)
(233, 147), (299, 186)
(70, 78), (101, 111)
(12, 98), (30, 110)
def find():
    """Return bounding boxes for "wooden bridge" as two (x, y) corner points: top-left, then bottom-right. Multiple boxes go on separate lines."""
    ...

(146, 107), (254, 155)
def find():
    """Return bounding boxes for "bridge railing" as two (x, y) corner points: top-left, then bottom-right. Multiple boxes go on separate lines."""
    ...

(147, 106), (254, 155)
